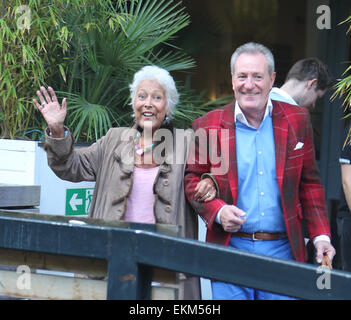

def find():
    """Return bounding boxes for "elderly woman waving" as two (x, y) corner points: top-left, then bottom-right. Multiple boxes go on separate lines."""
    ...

(33, 65), (217, 300)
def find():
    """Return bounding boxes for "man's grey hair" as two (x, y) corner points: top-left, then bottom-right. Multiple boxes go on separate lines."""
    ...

(230, 42), (275, 76)
(129, 65), (179, 116)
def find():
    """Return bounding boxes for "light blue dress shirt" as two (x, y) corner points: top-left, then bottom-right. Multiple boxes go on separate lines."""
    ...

(234, 100), (286, 233)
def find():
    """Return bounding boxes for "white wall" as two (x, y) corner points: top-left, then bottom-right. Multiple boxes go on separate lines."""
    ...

(0, 139), (37, 185)
(34, 144), (95, 216)
(0, 139), (95, 216)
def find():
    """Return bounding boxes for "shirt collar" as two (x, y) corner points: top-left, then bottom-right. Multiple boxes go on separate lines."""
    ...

(271, 87), (298, 106)
(235, 99), (273, 127)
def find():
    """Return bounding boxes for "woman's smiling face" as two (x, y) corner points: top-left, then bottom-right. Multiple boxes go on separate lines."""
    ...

(134, 79), (168, 131)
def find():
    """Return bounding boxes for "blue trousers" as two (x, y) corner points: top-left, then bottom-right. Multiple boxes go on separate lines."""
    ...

(211, 236), (299, 300)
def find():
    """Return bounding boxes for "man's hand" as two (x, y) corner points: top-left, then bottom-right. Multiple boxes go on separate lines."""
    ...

(314, 240), (336, 264)
(194, 178), (216, 202)
(219, 205), (246, 233)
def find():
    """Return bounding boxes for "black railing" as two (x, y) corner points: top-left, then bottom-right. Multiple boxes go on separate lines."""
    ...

(0, 210), (350, 300)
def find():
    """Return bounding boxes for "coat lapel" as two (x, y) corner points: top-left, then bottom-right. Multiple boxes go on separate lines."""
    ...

(272, 101), (288, 191)
(113, 128), (136, 178)
(220, 102), (238, 204)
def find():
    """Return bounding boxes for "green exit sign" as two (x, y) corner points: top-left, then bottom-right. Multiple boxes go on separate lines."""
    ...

(65, 188), (94, 216)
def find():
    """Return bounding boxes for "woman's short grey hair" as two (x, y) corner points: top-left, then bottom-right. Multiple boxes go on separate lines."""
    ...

(230, 42), (275, 76)
(129, 65), (179, 116)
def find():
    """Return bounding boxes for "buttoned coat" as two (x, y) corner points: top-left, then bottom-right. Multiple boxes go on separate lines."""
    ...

(44, 126), (199, 299)
(184, 100), (331, 262)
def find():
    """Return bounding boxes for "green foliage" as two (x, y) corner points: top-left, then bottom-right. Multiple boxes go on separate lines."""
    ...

(1, 0), (216, 142)
(332, 64), (351, 110)
(332, 15), (351, 145)
(0, 0), (69, 139)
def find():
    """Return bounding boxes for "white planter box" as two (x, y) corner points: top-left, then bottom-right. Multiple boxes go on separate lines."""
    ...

(0, 139), (37, 185)
(0, 139), (95, 216)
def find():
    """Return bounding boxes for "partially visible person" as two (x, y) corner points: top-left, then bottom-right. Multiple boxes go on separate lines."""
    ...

(270, 58), (333, 109)
(337, 123), (351, 272)
(33, 65), (217, 300)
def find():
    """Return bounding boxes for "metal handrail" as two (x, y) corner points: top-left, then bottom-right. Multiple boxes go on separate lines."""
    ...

(0, 210), (350, 300)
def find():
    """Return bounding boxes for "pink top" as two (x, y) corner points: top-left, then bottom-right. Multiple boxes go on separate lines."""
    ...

(123, 166), (159, 224)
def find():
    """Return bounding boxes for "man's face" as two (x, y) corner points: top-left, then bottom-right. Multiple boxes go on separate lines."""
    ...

(232, 52), (276, 114)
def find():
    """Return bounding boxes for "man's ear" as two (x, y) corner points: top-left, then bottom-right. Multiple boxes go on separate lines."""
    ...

(307, 78), (318, 90)
(270, 72), (276, 89)
(231, 75), (235, 91)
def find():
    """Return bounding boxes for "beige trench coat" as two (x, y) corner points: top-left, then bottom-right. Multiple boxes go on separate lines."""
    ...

(44, 126), (200, 299)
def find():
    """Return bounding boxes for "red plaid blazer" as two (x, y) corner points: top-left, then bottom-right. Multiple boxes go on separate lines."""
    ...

(184, 100), (331, 262)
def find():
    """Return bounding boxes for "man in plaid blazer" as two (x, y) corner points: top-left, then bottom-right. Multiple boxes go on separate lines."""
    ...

(184, 42), (335, 300)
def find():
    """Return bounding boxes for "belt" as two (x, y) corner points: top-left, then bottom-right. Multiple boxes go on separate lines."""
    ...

(233, 232), (288, 241)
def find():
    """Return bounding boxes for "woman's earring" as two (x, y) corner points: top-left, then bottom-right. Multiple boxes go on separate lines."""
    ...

(131, 113), (137, 125)
(164, 115), (170, 123)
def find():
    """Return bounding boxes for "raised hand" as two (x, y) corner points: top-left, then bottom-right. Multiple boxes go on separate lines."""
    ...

(33, 86), (67, 138)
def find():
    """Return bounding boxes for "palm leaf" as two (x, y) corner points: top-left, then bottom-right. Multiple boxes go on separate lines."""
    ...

(63, 92), (117, 141)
